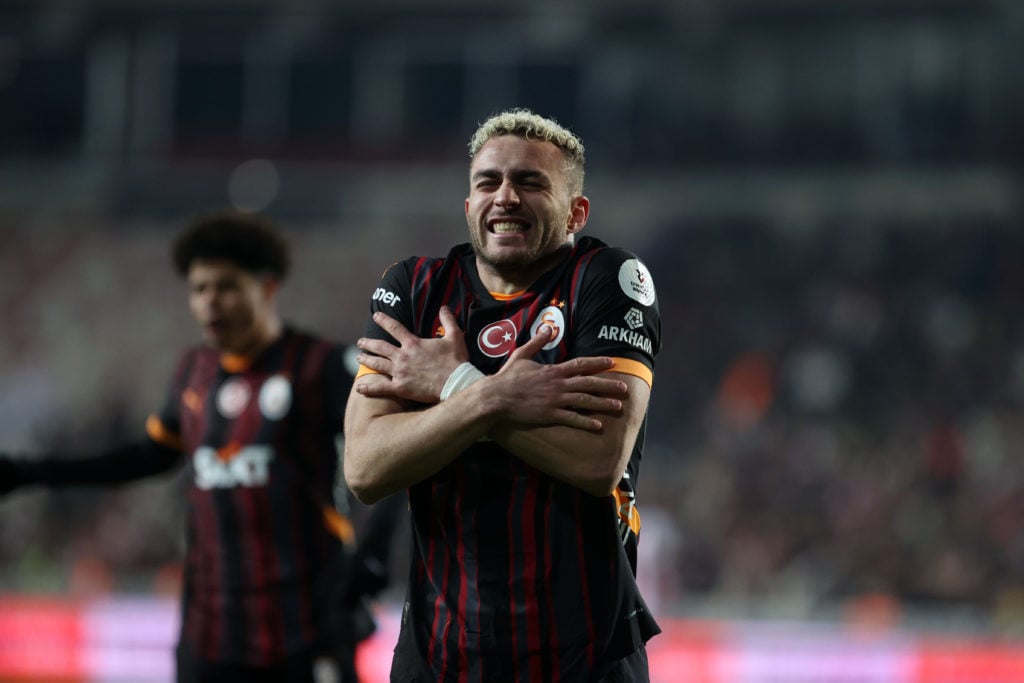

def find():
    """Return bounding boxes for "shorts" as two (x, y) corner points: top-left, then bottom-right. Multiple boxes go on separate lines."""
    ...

(176, 645), (356, 683)
(389, 636), (649, 682)
(596, 644), (650, 683)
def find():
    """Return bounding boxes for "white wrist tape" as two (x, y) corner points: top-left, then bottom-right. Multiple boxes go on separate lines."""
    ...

(439, 362), (485, 401)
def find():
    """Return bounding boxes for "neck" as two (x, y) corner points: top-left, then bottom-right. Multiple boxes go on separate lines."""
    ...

(229, 316), (283, 359)
(474, 244), (573, 295)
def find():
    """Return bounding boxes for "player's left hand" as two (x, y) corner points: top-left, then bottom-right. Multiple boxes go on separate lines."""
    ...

(483, 328), (629, 432)
(355, 306), (468, 403)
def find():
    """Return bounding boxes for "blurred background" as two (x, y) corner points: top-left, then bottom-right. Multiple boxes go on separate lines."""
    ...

(1, 0), (1023, 681)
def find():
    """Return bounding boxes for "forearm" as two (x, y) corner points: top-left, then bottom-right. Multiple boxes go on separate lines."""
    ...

(345, 352), (639, 501)
(489, 423), (627, 497)
(344, 380), (501, 503)
(6, 440), (181, 488)
(490, 372), (651, 497)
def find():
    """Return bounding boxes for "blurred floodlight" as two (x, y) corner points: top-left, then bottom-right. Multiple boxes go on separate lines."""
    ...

(785, 344), (851, 413)
(227, 158), (280, 212)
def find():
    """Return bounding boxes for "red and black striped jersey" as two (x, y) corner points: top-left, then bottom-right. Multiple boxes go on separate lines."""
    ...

(362, 237), (661, 682)
(148, 327), (353, 666)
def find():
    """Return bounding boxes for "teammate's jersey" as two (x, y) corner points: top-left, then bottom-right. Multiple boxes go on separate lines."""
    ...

(362, 237), (662, 682)
(147, 327), (352, 666)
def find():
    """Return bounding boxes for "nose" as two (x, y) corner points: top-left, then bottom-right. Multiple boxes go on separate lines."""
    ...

(192, 288), (219, 315)
(494, 180), (520, 209)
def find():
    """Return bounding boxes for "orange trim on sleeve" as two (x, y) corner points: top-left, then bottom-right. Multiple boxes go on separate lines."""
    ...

(613, 487), (642, 537)
(609, 357), (653, 389)
(146, 414), (183, 450)
(323, 506), (356, 544)
(355, 364), (381, 379)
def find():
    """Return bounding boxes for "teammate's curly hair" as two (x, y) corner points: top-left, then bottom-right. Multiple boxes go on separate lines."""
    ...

(468, 108), (586, 194)
(172, 210), (291, 279)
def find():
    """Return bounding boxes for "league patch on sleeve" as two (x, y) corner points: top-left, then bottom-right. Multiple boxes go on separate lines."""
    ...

(618, 258), (656, 306)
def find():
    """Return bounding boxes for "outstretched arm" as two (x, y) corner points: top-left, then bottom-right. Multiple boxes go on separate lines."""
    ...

(0, 438), (182, 495)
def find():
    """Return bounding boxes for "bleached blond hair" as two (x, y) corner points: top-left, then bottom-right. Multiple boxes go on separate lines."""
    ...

(468, 108), (586, 194)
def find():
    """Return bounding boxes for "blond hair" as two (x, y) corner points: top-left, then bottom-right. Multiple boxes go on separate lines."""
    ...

(468, 108), (586, 194)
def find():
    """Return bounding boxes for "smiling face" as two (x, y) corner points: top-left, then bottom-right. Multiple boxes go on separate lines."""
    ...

(465, 135), (589, 292)
(186, 258), (280, 356)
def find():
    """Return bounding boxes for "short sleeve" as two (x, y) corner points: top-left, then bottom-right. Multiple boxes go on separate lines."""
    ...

(362, 260), (416, 344)
(146, 349), (195, 450)
(572, 248), (660, 383)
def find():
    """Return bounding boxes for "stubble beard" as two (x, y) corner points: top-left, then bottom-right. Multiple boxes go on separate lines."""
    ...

(470, 233), (573, 286)
(471, 238), (539, 271)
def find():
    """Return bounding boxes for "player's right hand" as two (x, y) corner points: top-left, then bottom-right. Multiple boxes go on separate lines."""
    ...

(355, 306), (470, 404)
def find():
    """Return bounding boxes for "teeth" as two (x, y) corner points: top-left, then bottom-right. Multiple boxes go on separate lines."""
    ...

(492, 222), (525, 233)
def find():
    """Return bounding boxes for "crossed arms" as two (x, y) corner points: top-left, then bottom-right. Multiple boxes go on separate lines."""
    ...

(343, 307), (651, 503)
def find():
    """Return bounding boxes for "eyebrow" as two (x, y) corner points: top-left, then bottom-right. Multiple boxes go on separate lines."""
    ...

(471, 169), (549, 183)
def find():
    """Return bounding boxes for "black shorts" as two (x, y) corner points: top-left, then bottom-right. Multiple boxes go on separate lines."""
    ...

(389, 635), (649, 683)
(176, 645), (357, 683)
(596, 644), (650, 683)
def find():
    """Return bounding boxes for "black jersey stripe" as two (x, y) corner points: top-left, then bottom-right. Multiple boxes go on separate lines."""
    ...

(505, 456), (526, 682)
(276, 334), (317, 648)
(232, 357), (272, 660)
(200, 362), (236, 662)
(412, 257), (442, 332)
(213, 486), (245, 660)
(424, 477), (448, 677)
(452, 459), (475, 682)
(521, 472), (543, 682)
(565, 247), (590, 362)
(573, 493), (598, 671)
(438, 259), (462, 327)
(236, 485), (272, 664)
(539, 484), (559, 680)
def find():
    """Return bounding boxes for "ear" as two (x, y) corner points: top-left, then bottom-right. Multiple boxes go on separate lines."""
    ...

(566, 195), (590, 235)
(261, 276), (281, 300)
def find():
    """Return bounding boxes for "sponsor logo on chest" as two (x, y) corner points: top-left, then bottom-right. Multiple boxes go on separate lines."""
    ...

(193, 444), (274, 489)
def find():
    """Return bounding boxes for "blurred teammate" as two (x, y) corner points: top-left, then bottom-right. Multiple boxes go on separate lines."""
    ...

(344, 109), (662, 681)
(0, 210), (401, 683)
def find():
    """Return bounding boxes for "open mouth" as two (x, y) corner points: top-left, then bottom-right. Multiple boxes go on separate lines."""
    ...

(489, 220), (528, 234)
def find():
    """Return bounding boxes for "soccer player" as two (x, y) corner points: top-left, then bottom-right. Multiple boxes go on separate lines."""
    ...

(0, 211), (401, 683)
(344, 109), (662, 681)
